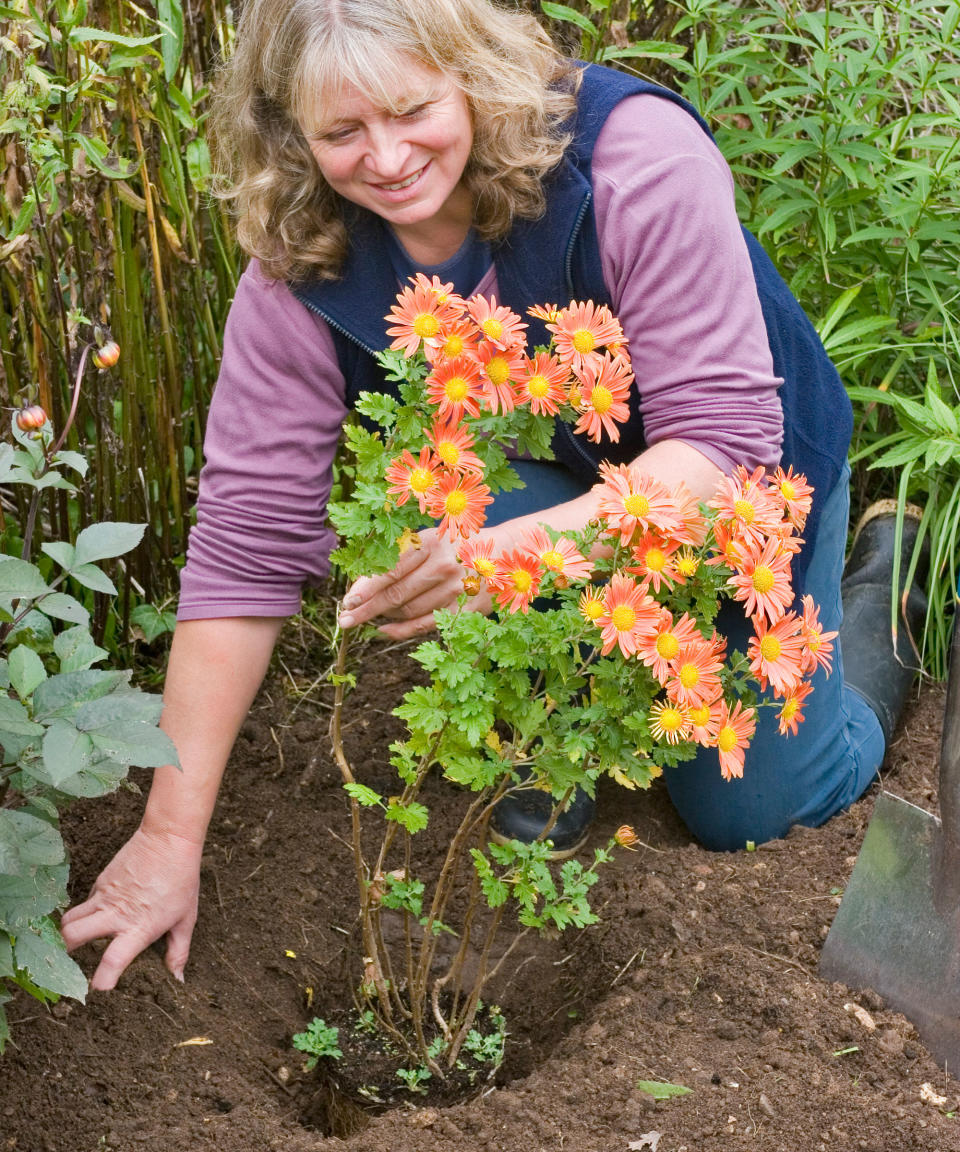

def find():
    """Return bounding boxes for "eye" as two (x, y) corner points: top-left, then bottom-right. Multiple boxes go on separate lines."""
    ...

(313, 124), (358, 145)
(397, 103), (429, 121)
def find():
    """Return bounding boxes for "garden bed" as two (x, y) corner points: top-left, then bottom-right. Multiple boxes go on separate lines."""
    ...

(1, 637), (957, 1152)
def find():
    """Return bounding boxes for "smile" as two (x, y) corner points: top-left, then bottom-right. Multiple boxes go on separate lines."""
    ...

(375, 166), (426, 192)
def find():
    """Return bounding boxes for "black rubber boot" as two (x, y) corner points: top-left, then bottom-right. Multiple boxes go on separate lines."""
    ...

(490, 780), (595, 859)
(839, 503), (928, 747)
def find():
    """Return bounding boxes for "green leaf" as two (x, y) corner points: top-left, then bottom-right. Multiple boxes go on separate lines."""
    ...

(35, 592), (90, 626)
(13, 922), (87, 1002)
(71, 134), (140, 180)
(8, 645), (46, 699)
(541, 1), (598, 39)
(75, 691), (163, 730)
(0, 999), (9, 1054)
(32, 670), (129, 721)
(636, 1080), (692, 1100)
(65, 562), (117, 595)
(40, 722), (97, 788)
(68, 26), (162, 48)
(0, 697), (44, 738)
(72, 522), (146, 567)
(343, 782), (383, 807)
(129, 604), (177, 643)
(54, 626), (108, 673)
(0, 864), (68, 928)
(0, 558), (49, 600)
(156, 0), (184, 82)
(0, 935), (13, 978)
(88, 721), (179, 768)
(385, 799), (429, 833)
(0, 811), (65, 875)
(41, 542), (76, 570)
(53, 451), (88, 477)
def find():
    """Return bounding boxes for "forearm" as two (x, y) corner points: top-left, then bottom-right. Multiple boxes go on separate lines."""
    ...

(141, 615), (285, 845)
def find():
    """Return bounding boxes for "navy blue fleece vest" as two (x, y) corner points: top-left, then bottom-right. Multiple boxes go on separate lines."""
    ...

(292, 64), (852, 588)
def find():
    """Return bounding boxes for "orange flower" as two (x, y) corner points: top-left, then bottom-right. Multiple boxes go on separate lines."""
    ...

(594, 462), (683, 547)
(777, 680), (814, 736)
(514, 352), (570, 417)
(688, 700), (722, 747)
(770, 466), (813, 530)
(475, 341), (526, 415)
(800, 594), (837, 676)
(670, 482), (710, 548)
(385, 447), (441, 512)
(710, 466), (782, 548)
(596, 572), (659, 658)
(714, 699), (756, 780)
(425, 420), (485, 477)
(457, 537), (497, 582)
(748, 612), (806, 695)
(466, 294), (527, 351)
(428, 472), (493, 541)
(386, 274), (465, 357)
(649, 699), (691, 745)
(666, 635), (725, 710)
(572, 352), (633, 443)
(425, 355), (484, 422)
(527, 302), (563, 324)
(728, 535), (795, 624)
(627, 531), (681, 594)
(491, 549), (542, 614)
(578, 586), (606, 624)
(519, 527), (593, 583)
(614, 825), (639, 849)
(424, 317), (481, 365)
(548, 300), (625, 373)
(637, 609), (701, 687)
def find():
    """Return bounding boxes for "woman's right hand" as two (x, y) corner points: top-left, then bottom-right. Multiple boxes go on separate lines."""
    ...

(60, 825), (204, 990)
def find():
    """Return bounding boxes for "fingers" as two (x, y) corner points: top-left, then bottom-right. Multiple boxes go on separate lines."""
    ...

(60, 906), (118, 952)
(341, 532), (461, 629)
(89, 929), (155, 992)
(164, 919), (194, 983)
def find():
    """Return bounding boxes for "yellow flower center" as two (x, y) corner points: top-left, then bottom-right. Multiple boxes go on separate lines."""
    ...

(781, 697), (798, 720)
(511, 568), (533, 593)
(658, 706), (684, 732)
(485, 357), (510, 387)
(676, 552), (698, 577)
(717, 725), (738, 753)
(689, 704), (710, 726)
(541, 549), (565, 571)
(582, 597), (604, 620)
(482, 318), (503, 341)
(808, 632), (821, 651)
(759, 634), (781, 662)
(752, 565), (775, 593)
(645, 547), (666, 572)
(527, 374), (549, 398)
(781, 480), (796, 500)
(623, 493), (650, 517)
(656, 633), (679, 660)
(474, 558), (496, 579)
(414, 313), (440, 338)
(590, 384), (613, 414)
(572, 329), (596, 354)
(409, 467), (434, 494)
(679, 663), (700, 688)
(734, 498), (756, 524)
(436, 441), (460, 467)
(611, 605), (637, 632)
(444, 334), (464, 357)
(445, 376), (469, 403)
(445, 489), (468, 517)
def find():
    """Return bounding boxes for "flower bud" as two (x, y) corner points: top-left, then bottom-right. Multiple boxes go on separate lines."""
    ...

(614, 824), (639, 850)
(462, 573), (482, 597)
(15, 405), (47, 431)
(92, 340), (120, 370)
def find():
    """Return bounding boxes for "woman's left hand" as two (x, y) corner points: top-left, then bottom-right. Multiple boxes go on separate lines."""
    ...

(339, 527), (493, 640)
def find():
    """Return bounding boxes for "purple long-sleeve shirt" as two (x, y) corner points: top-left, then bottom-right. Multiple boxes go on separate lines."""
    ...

(178, 95), (783, 620)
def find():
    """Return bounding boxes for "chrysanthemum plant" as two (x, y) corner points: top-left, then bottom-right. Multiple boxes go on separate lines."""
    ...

(324, 275), (835, 1083)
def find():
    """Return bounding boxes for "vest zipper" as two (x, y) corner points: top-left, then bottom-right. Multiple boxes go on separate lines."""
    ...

(292, 293), (380, 357)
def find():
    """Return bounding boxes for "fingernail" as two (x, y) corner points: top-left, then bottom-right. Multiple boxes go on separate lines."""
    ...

(173, 968), (185, 983)
(343, 595), (359, 609)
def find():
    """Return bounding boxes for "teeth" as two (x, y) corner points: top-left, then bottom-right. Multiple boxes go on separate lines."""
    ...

(381, 169), (421, 191)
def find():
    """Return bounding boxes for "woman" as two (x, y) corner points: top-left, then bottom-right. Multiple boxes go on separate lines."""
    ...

(61, 0), (914, 990)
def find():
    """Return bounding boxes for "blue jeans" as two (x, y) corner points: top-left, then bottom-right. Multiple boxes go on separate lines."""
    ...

(487, 459), (884, 851)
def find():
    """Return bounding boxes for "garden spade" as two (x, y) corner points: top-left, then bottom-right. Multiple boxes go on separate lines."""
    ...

(819, 620), (960, 1074)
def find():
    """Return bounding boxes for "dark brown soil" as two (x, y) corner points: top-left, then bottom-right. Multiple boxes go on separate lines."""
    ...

(2, 632), (958, 1152)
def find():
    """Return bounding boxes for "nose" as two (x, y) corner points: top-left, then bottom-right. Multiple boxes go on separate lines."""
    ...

(363, 121), (411, 178)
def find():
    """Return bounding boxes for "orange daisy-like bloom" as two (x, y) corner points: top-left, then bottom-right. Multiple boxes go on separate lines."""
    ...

(385, 274), (465, 357)
(573, 352), (633, 444)
(527, 302), (563, 324)
(777, 680), (814, 737)
(385, 447), (442, 513)
(728, 534), (795, 625)
(425, 355), (484, 423)
(519, 527), (594, 583)
(707, 518), (745, 572)
(425, 420), (485, 477)
(427, 472), (493, 542)
(578, 586), (606, 625)
(666, 634), (725, 710)
(710, 467), (782, 548)
(649, 699), (691, 745)
(548, 300), (625, 373)
(688, 700), (723, 747)
(675, 548), (700, 582)
(715, 699), (756, 781)
(637, 609), (701, 686)
(748, 612), (806, 696)
(593, 462), (682, 547)
(670, 482), (710, 548)
(596, 572), (659, 658)
(627, 531), (681, 594)
(424, 317), (481, 365)
(514, 352), (570, 417)
(491, 548), (542, 614)
(771, 466), (814, 530)
(475, 341), (525, 416)
(800, 593), (837, 676)
(466, 294), (527, 352)
(457, 536), (497, 582)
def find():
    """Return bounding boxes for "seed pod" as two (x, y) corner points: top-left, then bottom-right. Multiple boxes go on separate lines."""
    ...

(614, 824), (639, 850)
(15, 405), (47, 431)
(92, 340), (120, 370)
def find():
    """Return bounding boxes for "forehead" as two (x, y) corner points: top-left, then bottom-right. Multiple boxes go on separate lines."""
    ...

(294, 48), (452, 132)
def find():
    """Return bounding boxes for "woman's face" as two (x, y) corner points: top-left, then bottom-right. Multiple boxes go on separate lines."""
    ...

(303, 57), (473, 245)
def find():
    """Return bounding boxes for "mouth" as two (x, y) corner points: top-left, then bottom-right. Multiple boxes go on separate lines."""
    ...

(372, 164), (428, 193)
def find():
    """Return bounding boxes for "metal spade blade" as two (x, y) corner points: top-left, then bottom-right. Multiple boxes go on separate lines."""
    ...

(820, 621), (960, 1074)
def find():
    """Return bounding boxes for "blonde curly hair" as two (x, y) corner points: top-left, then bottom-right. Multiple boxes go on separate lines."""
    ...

(210, 0), (579, 282)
